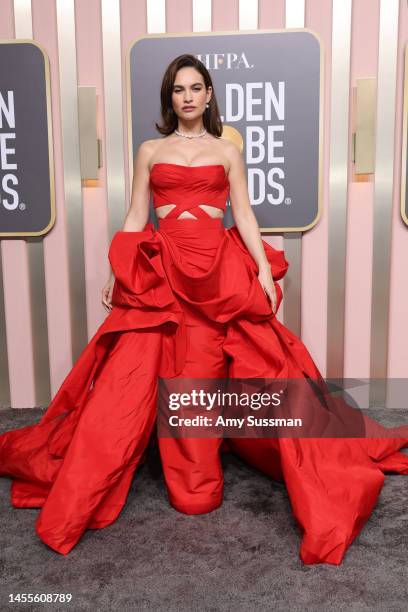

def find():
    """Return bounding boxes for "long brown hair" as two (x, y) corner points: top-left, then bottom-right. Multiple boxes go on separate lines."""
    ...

(155, 54), (223, 137)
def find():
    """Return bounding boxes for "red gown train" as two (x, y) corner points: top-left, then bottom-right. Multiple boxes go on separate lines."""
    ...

(1, 162), (407, 564)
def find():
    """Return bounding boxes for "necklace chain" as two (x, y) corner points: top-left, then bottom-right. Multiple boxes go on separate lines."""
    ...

(174, 127), (207, 139)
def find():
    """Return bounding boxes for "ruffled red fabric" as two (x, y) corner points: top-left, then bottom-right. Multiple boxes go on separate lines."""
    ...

(1, 219), (407, 565)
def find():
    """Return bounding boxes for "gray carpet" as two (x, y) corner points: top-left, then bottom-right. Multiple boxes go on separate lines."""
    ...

(0, 407), (407, 612)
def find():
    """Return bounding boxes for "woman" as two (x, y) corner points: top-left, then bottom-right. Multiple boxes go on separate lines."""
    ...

(1, 54), (407, 565)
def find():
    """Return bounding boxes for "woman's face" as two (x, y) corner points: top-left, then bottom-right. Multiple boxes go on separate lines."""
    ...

(171, 67), (212, 120)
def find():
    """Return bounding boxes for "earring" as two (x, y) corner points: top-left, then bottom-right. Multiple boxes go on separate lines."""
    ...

(206, 102), (210, 109)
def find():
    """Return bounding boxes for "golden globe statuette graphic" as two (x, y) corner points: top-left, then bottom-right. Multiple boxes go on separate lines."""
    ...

(221, 125), (244, 153)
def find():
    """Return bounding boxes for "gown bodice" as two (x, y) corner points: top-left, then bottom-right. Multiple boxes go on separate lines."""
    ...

(149, 163), (230, 219)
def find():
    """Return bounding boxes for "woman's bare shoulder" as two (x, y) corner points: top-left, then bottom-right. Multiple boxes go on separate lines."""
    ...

(218, 136), (242, 172)
(137, 137), (170, 157)
(138, 137), (166, 150)
(143, 137), (168, 144)
(133, 138), (164, 165)
(219, 136), (240, 155)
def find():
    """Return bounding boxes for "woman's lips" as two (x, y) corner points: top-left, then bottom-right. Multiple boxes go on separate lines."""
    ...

(182, 107), (195, 111)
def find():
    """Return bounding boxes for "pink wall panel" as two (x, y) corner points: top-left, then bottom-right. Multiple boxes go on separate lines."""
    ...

(212, 0), (239, 30)
(32, 0), (73, 398)
(74, 0), (110, 338)
(166, 0), (192, 32)
(120, 0), (147, 215)
(302, 0), (332, 375)
(344, 0), (380, 377)
(0, 0), (36, 407)
(259, 0), (285, 25)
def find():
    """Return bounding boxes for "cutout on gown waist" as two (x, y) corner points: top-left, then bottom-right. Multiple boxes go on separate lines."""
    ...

(155, 203), (224, 220)
(150, 162), (229, 220)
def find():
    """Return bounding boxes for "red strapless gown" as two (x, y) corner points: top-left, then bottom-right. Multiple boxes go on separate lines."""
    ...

(1, 163), (407, 564)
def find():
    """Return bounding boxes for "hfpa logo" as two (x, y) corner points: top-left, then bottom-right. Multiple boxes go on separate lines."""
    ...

(197, 53), (254, 70)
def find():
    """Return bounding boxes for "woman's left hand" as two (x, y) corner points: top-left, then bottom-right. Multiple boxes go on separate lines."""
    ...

(257, 264), (277, 314)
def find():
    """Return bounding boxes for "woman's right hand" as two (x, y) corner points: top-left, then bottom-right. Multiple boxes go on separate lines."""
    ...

(102, 275), (115, 312)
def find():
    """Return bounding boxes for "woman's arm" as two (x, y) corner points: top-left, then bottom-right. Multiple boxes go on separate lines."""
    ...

(102, 140), (153, 311)
(227, 143), (277, 313)
(121, 140), (153, 232)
